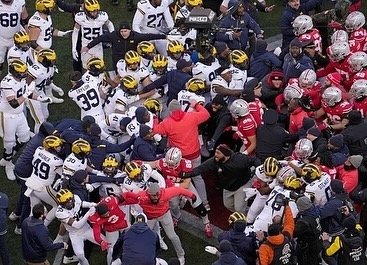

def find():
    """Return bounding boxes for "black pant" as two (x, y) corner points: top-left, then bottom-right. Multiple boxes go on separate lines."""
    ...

(0, 234), (9, 265)
(14, 177), (31, 229)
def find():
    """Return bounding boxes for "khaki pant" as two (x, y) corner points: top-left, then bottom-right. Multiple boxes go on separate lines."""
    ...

(26, 260), (50, 265)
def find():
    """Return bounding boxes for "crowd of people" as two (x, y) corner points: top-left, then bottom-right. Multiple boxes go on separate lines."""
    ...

(0, 0), (367, 264)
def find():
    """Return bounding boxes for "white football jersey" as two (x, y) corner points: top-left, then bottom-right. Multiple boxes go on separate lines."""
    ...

(305, 172), (331, 206)
(193, 59), (220, 86)
(28, 62), (54, 96)
(63, 153), (88, 178)
(99, 113), (127, 139)
(122, 164), (165, 192)
(132, 0), (174, 34)
(55, 195), (89, 235)
(0, 73), (26, 114)
(116, 59), (150, 92)
(167, 53), (191, 72)
(68, 81), (104, 120)
(211, 76), (234, 102)
(75, 11), (109, 47)
(28, 12), (53, 49)
(177, 90), (205, 112)
(167, 28), (196, 50)
(0, 0), (25, 39)
(98, 171), (125, 198)
(29, 146), (63, 186)
(140, 57), (153, 72)
(230, 66), (247, 89)
(175, 5), (190, 20)
(103, 86), (139, 115)
(7, 45), (30, 63)
(82, 71), (103, 91)
(126, 107), (154, 136)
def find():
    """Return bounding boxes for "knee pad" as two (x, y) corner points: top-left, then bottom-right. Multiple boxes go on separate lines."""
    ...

(194, 203), (207, 217)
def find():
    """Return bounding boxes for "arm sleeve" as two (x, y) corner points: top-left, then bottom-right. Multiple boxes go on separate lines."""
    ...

(72, 27), (80, 51)
(282, 205), (295, 238)
(132, 8), (144, 33)
(87, 32), (114, 49)
(192, 104), (211, 124)
(142, 74), (168, 93)
(136, 32), (166, 42)
(163, 7), (174, 29)
(38, 227), (64, 251)
(106, 20), (115, 32)
(88, 174), (116, 183)
(166, 187), (195, 200)
(71, 211), (91, 229)
(246, 15), (262, 35)
(190, 158), (217, 177)
(105, 137), (135, 153)
(211, 114), (232, 141)
(324, 236), (342, 256)
(91, 223), (103, 244)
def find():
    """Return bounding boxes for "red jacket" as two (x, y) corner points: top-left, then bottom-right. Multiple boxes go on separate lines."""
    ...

(153, 104), (210, 160)
(336, 165), (358, 194)
(122, 187), (195, 219)
(289, 107), (308, 134)
(88, 196), (128, 244)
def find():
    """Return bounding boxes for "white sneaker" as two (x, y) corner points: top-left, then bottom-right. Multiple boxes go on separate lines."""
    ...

(63, 255), (79, 264)
(8, 212), (20, 221)
(178, 256), (185, 265)
(5, 163), (16, 180)
(0, 158), (9, 166)
(159, 239), (168, 250)
(49, 96), (64, 104)
(14, 226), (22, 235)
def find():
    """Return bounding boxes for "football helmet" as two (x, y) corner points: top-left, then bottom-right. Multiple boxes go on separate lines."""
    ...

(56, 189), (74, 210)
(229, 99), (250, 118)
(125, 50), (141, 69)
(121, 75), (138, 95)
(124, 161), (143, 181)
(86, 56), (105, 76)
(292, 15), (313, 36)
(348, 51), (367, 72)
(137, 41), (155, 60)
(102, 156), (119, 177)
(152, 54), (168, 75)
(263, 157), (280, 177)
(186, 78), (206, 94)
(84, 0), (100, 19)
(283, 175), (302, 190)
(299, 69), (316, 89)
(301, 163), (321, 184)
(168, 40), (185, 55)
(283, 83), (303, 102)
(35, 0), (55, 14)
(165, 147), (182, 169)
(230, 49), (248, 70)
(8, 59), (27, 80)
(37, 49), (57, 68)
(187, 0), (203, 7)
(322, 86), (342, 106)
(228, 212), (247, 227)
(328, 42), (350, 62)
(350, 79), (367, 99)
(71, 138), (91, 157)
(330, 30), (349, 45)
(14, 30), (30, 52)
(43, 135), (63, 154)
(345, 11), (365, 32)
(294, 138), (313, 160)
(144, 98), (161, 115)
(276, 166), (296, 184)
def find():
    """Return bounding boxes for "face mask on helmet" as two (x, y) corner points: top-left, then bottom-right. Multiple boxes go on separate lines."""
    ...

(322, 86), (342, 107)
(86, 57), (105, 76)
(299, 69), (316, 90)
(14, 30), (30, 52)
(294, 139), (313, 160)
(229, 99), (250, 118)
(348, 51), (367, 72)
(9, 59), (27, 80)
(84, 0), (100, 19)
(152, 54), (168, 76)
(102, 157), (119, 177)
(121, 75), (138, 95)
(165, 147), (182, 169)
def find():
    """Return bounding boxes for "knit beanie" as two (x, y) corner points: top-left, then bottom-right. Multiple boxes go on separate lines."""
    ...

(302, 117), (315, 130)
(307, 127), (321, 138)
(120, 117), (132, 128)
(326, 72), (341, 87)
(269, 69), (284, 81)
(349, 155), (363, 168)
(290, 37), (302, 48)
(81, 115), (96, 130)
(263, 109), (279, 125)
(135, 213), (147, 223)
(148, 183), (161, 195)
(296, 196), (312, 212)
(89, 123), (101, 136)
(330, 179), (345, 194)
(255, 39), (268, 53)
(216, 144), (231, 156)
(135, 107), (147, 124)
(139, 124), (152, 138)
(176, 58), (192, 70)
(214, 41), (228, 55)
(348, 110), (362, 125)
(168, 99), (181, 112)
(119, 21), (131, 30)
(72, 170), (88, 183)
(329, 134), (344, 148)
(219, 240), (233, 252)
(342, 215), (357, 230)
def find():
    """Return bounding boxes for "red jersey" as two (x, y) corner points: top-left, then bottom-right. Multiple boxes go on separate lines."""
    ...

(248, 98), (264, 126)
(322, 100), (353, 123)
(349, 39), (363, 53)
(122, 187), (195, 219)
(156, 158), (193, 183)
(288, 78), (322, 109)
(319, 165), (337, 180)
(353, 69), (367, 82)
(349, 28), (367, 52)
(236, 114), (258, 151)
(353, 97), (367, 118)
(89, 196), (128, 243)
(299, 28), (322, 53)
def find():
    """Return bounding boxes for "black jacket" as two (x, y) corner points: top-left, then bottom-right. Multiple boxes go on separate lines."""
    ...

(87, 31), (165, 69)
(342, 121), (367, 156)
(202, 103), (232, 142)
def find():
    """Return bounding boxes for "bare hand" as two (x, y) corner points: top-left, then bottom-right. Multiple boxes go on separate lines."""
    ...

(321, 232), (330, 241)
(189, 98), (198, 107)
(81, 46), (89, 54)
(266, 5), (275, 12)
(256, 230), (265, 241)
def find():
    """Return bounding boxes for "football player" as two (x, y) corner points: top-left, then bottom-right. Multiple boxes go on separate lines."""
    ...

(296, 69), (322, 109)
(69, 58), (105, 123)
(155, 147), (213, 237)
(167, 40), (191, 72)
(0, 0), (29, 73)
(99, 114), (131, 144)
(177, 78), (206, 112)
(192, 47), (221, 89)
(350, 79), (367, 117)
(345, 11), (367, 53)
(0, 59), (35, 180)
(7, 29), (31, 64)
(293, 15), (323, 53)
(211, 66), (243, 102)
(149, 54), (168, 99)
(229, 49), (248, 89)
(137, 41), (156, 70)
(349, 51), (367, 83)
(89, 195), (128, 264)
(24, 135), (64, 226)
(55, 189), (99, 265)
(26, 49), (64, 133)
(175, 0), (202, 20)
(73, 0), (114, 69)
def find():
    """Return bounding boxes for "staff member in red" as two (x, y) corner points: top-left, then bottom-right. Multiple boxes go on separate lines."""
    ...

(121, 183), (196, 265)
(153, 98), (211, 211)
(88, 195), (128, 265)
